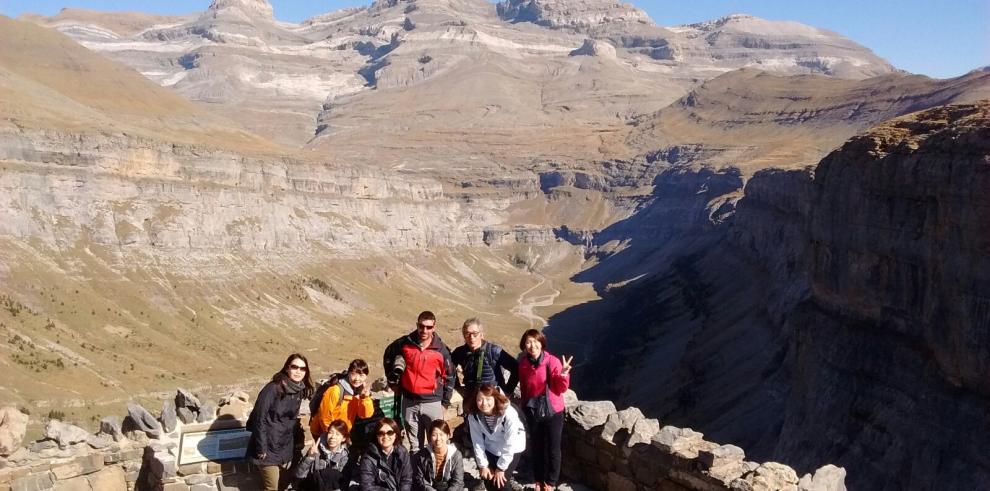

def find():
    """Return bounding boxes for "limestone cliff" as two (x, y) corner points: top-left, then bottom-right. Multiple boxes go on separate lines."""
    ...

(551, 103), (990, 489)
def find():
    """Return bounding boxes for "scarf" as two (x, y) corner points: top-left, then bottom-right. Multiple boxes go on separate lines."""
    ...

(283, 379), (305, 395)
(338, 378), (354, 397)
(526, 351), (545, 368)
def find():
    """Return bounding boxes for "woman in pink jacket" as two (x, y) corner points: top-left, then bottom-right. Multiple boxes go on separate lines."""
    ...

(517, 329), (573, 491)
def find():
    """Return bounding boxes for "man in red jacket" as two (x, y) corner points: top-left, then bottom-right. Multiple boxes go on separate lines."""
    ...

(383, 311), (455, 452)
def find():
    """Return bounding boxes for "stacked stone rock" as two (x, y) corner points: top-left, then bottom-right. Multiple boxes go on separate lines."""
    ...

(0, 389), (845, 491)
(561, 392), (847, 491)
(0, 388), (247, 491)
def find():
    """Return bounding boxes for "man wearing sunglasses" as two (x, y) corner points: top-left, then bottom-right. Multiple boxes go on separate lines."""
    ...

(383, 310), (455, 452)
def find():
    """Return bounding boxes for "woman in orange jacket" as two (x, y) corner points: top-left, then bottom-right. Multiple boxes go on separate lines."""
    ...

(310, 359), (375, 438)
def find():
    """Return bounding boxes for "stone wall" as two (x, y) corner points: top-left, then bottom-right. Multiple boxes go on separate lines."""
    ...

(560, 395), (846, 491)
(0, 387), (846, 491)
(0, 438), (260, 491)
(0, 388), (260, 491)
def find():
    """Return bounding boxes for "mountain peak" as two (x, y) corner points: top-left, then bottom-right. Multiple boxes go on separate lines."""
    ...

(208, 0), (274, 20)
(496, 0), (653, 30)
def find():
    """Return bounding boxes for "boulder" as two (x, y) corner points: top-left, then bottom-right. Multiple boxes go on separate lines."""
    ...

(562, 389), (579, 406)
(87, 433), (114, 449)
(161, 399), (178, 433)
(125, 403), (162, 439)
(652, 425), (715, 458)
(566, 400), (615, 430)
(653, 425), (703, 450)
(217, 398), (251, 421)
(44, 420), (91, 447)
(219, 391), (250, 406)
(0, 406), (29, 456)
(177, 407), (197, 424)
(627, 417), (660, 447)
(99, 416), (124, 442)
(700, 444), (746, 470)
(733, 462), (800, 491)
(176, 388), (202, 411)
(196, 403), (217, 423)
(28, 440), (58, 452)
(799, 464), (847, 491)
(601, 406), (644, 443)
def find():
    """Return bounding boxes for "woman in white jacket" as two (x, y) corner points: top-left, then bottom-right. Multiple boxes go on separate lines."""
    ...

(467, 384), (526, 491)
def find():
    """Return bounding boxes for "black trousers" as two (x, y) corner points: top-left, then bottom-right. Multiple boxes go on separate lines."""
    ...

(526, 411), (564, 486)
(483, 451), (521, 491)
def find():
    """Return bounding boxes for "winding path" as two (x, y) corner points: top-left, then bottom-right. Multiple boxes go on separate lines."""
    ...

(510, 275), (560, 329)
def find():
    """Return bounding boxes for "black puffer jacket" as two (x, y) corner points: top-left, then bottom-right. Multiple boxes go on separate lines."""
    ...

(359, 443), (413, 491)
(246, 379), (303, 466)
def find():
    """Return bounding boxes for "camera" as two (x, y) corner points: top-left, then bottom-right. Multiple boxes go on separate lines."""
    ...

(389, 355), (406, 383)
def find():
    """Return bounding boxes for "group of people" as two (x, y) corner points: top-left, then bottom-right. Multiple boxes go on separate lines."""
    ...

(246, 311), (574, 491)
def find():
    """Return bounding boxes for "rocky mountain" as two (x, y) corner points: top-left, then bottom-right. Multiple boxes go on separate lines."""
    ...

(628, 67), (990, 172)
(27, 0), (894, 162)
(498, 1), (893, 78)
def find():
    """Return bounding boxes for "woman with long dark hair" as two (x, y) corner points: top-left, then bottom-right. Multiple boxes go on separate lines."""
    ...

(359, 417), (413, 491)
(517, 330), (572, 491)
(247, 353), (316, 491)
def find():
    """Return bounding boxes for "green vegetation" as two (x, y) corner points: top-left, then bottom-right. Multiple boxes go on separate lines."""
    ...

(303, 277), (343, 301)
(2, 294), (35, 317)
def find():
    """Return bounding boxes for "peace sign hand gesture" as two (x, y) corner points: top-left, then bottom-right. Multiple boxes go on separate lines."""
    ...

(561, 355), (574, 375)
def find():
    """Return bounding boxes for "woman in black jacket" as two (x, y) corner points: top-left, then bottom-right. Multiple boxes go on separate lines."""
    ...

(247, 353), (315, 491)
(360, 418), (413, 491)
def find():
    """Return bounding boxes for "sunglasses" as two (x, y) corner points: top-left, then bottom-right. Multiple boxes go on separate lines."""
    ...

(417, 323), (436, 330)
(377, 429), (396, 437)
(288, 364), (308, 371)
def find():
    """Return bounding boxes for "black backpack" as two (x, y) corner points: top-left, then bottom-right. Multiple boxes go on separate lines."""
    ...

(309, 371), (347, 415)
(473, 342), (504, 387)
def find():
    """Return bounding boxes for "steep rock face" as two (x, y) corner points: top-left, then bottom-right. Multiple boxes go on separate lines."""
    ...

(774, 103), (990, 489)
(551, 102), (990, 489)
(808, 103), (990, 395)
(0, 127), (553, 255)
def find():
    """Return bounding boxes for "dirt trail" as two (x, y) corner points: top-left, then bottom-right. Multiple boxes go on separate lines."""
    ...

(510, 276), (560, 329)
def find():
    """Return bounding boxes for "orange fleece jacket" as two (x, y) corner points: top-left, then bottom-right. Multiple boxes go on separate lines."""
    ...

(310, 383), (374, 438)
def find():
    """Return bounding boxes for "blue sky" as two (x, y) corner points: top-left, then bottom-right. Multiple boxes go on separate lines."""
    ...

(1, 0), (986, 78)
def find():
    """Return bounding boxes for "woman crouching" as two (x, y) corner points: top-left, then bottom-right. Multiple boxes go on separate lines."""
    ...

(467, 384), (526, 491)
(295, 419), (354, 490)
(413, 420), (464, 491)
(360, 417), (413, 491)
